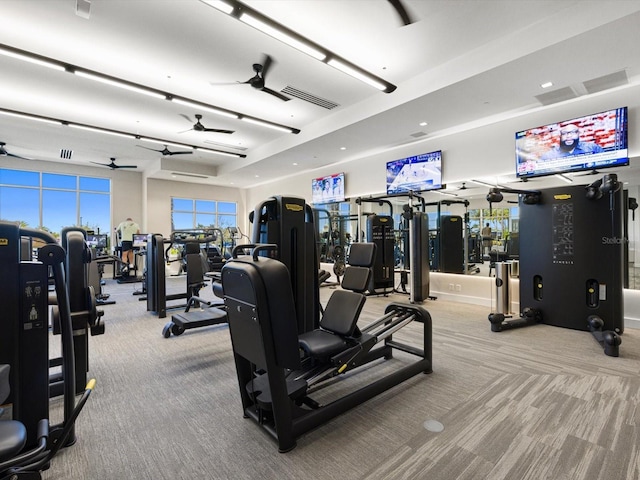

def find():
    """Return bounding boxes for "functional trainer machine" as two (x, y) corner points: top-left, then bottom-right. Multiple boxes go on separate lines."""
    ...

(222, 244), (433, 452)
(487, 175), (624, 356)
(0, 221), (95, 479)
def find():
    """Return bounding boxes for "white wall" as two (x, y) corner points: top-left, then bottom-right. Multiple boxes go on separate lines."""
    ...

(246, 83), (640, 209)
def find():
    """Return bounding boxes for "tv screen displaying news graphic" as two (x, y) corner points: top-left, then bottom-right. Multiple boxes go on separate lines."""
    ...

(386, 150), (443, 195)
(516, 106), (628, 179)
(86, 234), (107, 249)
(132, 234), (148, 249)
(312, 172), (345, 204)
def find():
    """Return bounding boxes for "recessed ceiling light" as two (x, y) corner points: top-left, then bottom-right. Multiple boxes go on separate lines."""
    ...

(340, 147), (346, 151)
(292, 162), (298, 166)
(541, 81), (553, 89)
(419, 122), (428, 126)
(255, 175), (259, 178)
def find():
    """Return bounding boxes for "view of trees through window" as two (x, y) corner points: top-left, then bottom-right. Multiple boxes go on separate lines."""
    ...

(0, 168), (111, 239)
(171, 197), (238, 246)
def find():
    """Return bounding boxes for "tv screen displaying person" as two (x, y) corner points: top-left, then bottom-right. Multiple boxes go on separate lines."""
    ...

(540, 124), (603, 161)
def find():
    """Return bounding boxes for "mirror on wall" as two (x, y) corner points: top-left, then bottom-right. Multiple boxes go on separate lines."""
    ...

(311, 187), (638, 291)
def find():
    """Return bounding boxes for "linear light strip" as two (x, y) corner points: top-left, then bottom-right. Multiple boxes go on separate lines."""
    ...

(200, 0), (396, 93)
(171, 98), (238, 119)
(74, 70), (167, 100)
(239, 13), (326, 60)
(0, 42), (300, 134)
(0, 110), (62, 126)
(326, 59), (387, 91)
(0, 108), (246, 158)
(0, 46), (66, 72)
(241, 117), (293, 133)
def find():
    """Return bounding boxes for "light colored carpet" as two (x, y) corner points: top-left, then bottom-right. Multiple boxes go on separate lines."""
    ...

(37, 275), (640, 480)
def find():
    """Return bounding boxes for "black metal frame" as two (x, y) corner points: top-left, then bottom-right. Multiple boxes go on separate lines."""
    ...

(222, 246), (432, 452)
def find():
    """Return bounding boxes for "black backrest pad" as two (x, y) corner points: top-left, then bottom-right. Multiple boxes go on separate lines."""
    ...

(341, 266), (371, 293)
(222, 256), (301, 370)
(320, 290), (365, 336)
(348, 242), (376, 267)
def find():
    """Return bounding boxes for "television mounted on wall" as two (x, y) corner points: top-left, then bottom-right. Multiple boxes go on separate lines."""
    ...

(386, 150), (443, 195)
(312, 172), (345, 204)
(515, 107), (628, 179)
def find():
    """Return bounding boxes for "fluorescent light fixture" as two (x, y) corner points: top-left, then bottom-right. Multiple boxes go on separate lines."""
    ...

(241, 117), (292, 133)
(469, 179), (496, 188)
(0, 110), (61, 126)
(239, 13), (326, 60)
(199, 0), (234, 14)
(171, 98), (238, 119)
(540, 81), (554, 89)
(139, 137), (193, 149)
(327, 59), (386, 91)
(555, 173), (573, 183)
(68, 124), (135, 139)
(0, 47), (66, 72)
(74, 70), (166, 99)
(194, 147), (240, 157)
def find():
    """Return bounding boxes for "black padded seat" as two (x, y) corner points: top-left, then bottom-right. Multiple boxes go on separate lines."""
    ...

(298, 290), (366, 359)
(0, 421), (26, 462)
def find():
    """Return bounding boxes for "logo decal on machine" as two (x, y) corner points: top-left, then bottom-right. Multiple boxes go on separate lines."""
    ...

(285, 203), (303, 212)
(0, 238), (8, 246)
(553, 194), (572, 200)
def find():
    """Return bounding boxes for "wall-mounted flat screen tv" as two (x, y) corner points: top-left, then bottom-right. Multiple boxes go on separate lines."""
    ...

(386, 150), (443, 195)
(312, 172), (345, 204)
(515, 106), (628, 179)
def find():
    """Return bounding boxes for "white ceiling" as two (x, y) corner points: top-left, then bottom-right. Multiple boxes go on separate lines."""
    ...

(1, 0), (640, 199)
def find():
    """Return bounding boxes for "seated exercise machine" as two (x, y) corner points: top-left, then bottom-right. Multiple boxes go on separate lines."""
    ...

(486, 176), (625, 357)
(222, 244), (433, 452)
(0, 222), (95, 479)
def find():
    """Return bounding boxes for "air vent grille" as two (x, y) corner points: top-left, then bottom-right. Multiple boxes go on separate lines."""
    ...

(583, 70), (628, 94)
(535, 87), (578, 106)
(60, 149), (73, 159)
(281, 86), (339, 110)
(410, 131), (428, 138)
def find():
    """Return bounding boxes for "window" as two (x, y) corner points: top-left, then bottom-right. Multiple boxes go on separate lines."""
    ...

(171, 197), (237, 231)
(0, 168), (111, 237)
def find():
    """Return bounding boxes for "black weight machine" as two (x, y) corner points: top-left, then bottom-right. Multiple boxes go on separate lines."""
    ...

(486, 175), (625, 356)
(0, 222), (95, 479)
(222, 244), (433, 453)
(250, 196), (320, 334)
(144, 231), (215, 319)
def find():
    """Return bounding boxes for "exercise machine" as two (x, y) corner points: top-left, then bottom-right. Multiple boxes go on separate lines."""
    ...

(250, 196), (319, 334)
(145, 232), (213, 318)
(487, 176), (624, 356)
(222, 244), (433, 452)
(0, 221), (94, 471)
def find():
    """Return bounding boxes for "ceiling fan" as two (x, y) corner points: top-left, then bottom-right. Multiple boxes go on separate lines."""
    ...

(0, 141), (32, 160)
(90, 157), (137, 170)
(211, 55), (291, 102)
(574, 169), (601, 176)
(179, 114), (234, 134)
(387, 0), (416, 26)
(137, 144), (192, 156)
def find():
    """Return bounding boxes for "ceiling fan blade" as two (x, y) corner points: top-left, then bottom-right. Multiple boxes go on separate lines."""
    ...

(388, 0), (415, 25)
(177, 128), (194, 134)
(90, 161), (112, 167)
(209, 81), (247, 86)
(116, 165), (137, 169)
(261, 55), (273, 79)
(7, 152), (33, 160)
(202, 128), (235, 134)
(179, 114), (194, 123)
(167, 151), (193, 155)
(262, 87), (290, 102)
